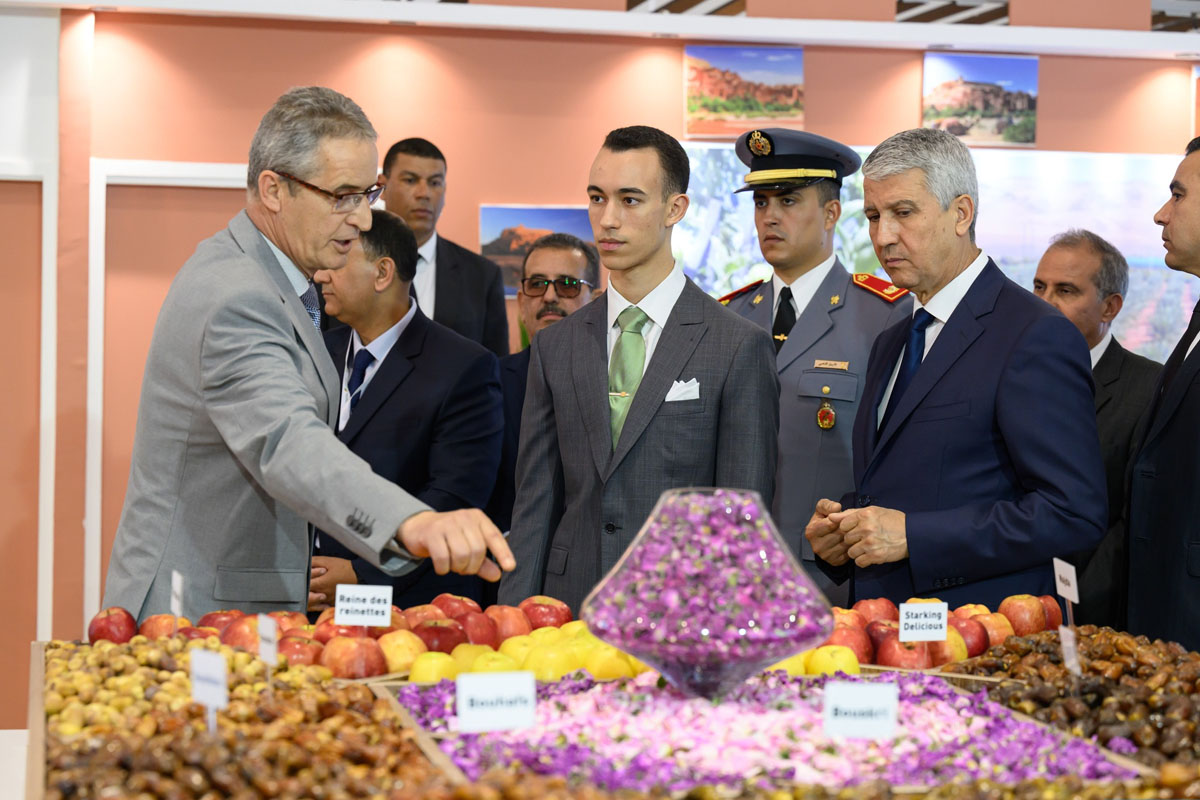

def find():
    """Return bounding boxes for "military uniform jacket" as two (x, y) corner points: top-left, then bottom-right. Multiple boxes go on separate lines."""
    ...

(724, 260), (912, 562)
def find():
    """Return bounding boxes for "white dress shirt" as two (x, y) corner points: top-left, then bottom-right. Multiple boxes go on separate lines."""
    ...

(337, 300), (419, 432)
(877, 249), (989, 428)
(606, 261), (687, 375)
(1188, 328), (1200, 360)
(261, 234), (310, 298)
(772, 253), (837, 324)
(1090, 331), (1113, 370)
(412, 232), (438, 320)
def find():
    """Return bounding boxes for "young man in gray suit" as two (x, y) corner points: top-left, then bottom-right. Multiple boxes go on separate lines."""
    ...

(104, 87), (513, 622)
(722, 129), (912, 607)
(499, 126), (780, 612)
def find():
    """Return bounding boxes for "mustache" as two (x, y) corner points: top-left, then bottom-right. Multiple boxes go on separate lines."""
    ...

(537, 303), (569, 319)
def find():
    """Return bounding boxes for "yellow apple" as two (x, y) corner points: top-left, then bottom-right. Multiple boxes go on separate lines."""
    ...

(499, 634), (536, 665)
(560, 620), (590, 637)
(522, 642), (581, 682)
(470, 651), (521, 673)
(584, 646), (634, 681)
(451, 643), (494, 673)
(409, 651), (459, 683)
(767, 649), (812, 677)
(806, 644), (860, 676)
(377, 629), (427, 674)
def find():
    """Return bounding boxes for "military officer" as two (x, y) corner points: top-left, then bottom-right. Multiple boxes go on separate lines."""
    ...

(721, 128), (912, 607)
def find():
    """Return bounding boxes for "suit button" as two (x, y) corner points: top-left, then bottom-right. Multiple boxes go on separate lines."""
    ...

(361, 525), (372, 537)
(821, 386), (831, 395)
(603, 523), (616, 534)
(857, 495), (872, 507)
(345, 515), (355, 527)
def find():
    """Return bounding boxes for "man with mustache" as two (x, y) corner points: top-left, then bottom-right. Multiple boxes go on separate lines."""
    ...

(487, 233), (598, 533)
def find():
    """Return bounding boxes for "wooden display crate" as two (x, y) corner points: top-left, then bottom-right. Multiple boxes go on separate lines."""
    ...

(25, 641), (45, 800)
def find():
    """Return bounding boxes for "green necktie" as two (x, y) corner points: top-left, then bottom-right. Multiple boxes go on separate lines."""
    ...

(609, 305), (651, 448)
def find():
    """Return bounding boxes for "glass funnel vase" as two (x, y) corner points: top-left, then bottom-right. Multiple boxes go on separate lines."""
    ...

(581, 487), (834, 699)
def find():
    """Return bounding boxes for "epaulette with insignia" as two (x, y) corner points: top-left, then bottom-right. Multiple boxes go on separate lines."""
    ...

(718, 279), (765, 306)
(852, 273), (909, 303)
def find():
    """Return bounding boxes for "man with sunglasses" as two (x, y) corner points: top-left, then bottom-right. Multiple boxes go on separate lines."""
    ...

(104, 87), (514, 622)
(487, 233), (598, 533)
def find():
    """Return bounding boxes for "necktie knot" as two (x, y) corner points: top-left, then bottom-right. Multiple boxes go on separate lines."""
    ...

(911, 308), (936, 333)
(300, 283), (321, 329)
(617, 305), (650, 335)
(347, 347), (376, 411)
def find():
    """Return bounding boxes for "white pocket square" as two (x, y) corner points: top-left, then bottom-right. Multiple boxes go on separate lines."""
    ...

(665, 378), (700, 402)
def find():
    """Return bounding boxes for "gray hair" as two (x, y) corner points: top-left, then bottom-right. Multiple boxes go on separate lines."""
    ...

(246, 87), (377, 194)
(863, 128), (979, 240)
(1047, 228), (1129, 298)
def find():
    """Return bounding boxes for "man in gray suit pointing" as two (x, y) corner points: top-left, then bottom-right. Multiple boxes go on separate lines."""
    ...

(499, 126), (779, 612)
(104, 87), (514, 622)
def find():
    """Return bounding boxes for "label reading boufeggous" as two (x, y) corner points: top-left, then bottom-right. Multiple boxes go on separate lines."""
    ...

(333, 584), (393, 626)
(456, 672), (537, 732)
(823, 681), (899, 739)
(898, 602), (948, 642)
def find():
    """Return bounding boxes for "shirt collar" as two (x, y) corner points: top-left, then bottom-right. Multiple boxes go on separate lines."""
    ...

(416, 231), (438, 272)
(772, 252), (837, 312)
(607, 260), (687, 331)
(260, 232), (311, 297)
(348, 300), (419, 367)
(1090, 330), (1113, 369)
(914, 249), (990, 324)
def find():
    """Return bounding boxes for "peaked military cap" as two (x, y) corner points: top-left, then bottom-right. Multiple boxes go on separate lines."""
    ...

(734, 128), (861, 193)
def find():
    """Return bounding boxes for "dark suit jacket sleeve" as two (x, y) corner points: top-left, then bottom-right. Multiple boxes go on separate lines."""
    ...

(482, 259), (510, 358)
(905, 314), (1107, 590)
(714, 326), (780, 506)
(497, 337), (564, 604)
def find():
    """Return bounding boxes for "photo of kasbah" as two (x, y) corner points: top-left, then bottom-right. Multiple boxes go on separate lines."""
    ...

(685, 45), (804, 138)
(923, 52), (1039, 146)
(478, 206), (593, 295)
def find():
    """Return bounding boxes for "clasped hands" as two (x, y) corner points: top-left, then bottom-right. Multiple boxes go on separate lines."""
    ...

(804, 499), (908, 568)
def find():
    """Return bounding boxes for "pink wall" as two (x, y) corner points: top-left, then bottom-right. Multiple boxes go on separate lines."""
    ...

(1010, 0), (1150, 30)
(803, 47), (924, 146)
(747, 0), (894, 21)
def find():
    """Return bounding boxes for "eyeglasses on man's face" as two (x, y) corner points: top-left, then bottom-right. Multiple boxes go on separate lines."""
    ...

(520, 276), (594, 299)
(273, 170), (384, 213)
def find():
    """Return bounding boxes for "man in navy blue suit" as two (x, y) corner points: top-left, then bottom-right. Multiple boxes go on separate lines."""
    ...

(308, 209), (503, 609)
(487, 233), (598, 532)
(805, 128), (1106, 611)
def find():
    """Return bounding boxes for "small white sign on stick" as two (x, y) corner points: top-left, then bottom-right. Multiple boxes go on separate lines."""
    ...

(1053, 557), (1080, 605)
(258, 614), (278, 674)
(823, 681), (899, 739)
(456, 672), (537, 733)
(333, 584), (393, 626)
(1059, 625), (1082, 676)
(170, 570), (184, 619)
(898, 602), (948, 642)
(190, 648), (228, 733)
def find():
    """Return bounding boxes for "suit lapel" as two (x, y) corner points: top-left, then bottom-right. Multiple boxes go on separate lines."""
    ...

(1092, 338), (1124, 415)
(862, 319), (906, 459)
(575, 297), (615, 478)
(777, 263), (850, 372)
(744, 282), (774, 332)
(339, 312), (425, 443)
(1143, 345), (1200, 448)
(606, 280), (706, 479)
(432, 237), (459, 327)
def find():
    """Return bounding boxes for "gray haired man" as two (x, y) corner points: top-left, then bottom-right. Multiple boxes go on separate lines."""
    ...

(104, 87), (513, 622)
(1033, 229), (1161, 628)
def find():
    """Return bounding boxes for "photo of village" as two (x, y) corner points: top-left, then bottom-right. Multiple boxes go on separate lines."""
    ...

(478, 205), (594, 295)
(685, 45), (804, 138)
(923, 52), (1038, 146)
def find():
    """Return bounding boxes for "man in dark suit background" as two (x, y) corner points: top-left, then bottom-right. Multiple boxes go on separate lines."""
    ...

(377, 137), (509, 356)
(487, 233), (598, 533)
(806, 128), (1106, 611)
(309, 208), (504, 610)
(1127, 137), (1200, 651)
(500, 126), (779, 612)
(1033, 229), (1161, 628)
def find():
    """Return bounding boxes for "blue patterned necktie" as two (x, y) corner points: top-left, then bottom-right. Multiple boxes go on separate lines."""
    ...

(347, 348), (376, 411)
(880, 308), (936, 431)
(300, 283), (321, 329)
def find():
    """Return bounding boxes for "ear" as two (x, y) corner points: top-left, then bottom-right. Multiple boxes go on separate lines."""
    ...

(258, 170), (286, 213)
(1100, 292), (1123, 324)
(823, 198), (842, 232)
(952, 194), (975, 238)
(375, 257), (397, 294)
(664, 192), (690, 228)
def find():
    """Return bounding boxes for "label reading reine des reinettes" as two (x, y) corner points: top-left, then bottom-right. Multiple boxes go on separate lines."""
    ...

(333, 584), (394, 626)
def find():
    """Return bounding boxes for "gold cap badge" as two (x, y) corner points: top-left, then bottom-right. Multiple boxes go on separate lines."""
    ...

(748, 130), (772, 157)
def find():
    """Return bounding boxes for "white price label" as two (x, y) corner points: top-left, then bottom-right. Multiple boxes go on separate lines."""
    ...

(258, 614), (278, 668)
(456, 672), (537, 733)
(898, 602), (948, 642)
(333, 584), (394, 626)
(170, 570), (184, 619)
(1059, 625), (1081, 676)
(823, 681), (898, 739)
(1053, 558), (1079, 605)
(190, 648), (229, 709)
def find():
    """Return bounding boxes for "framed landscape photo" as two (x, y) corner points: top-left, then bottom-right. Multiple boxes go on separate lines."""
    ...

(478, 205), (593, 296)
(923, 52), (1038, 146)
(685, 44), (804, 138)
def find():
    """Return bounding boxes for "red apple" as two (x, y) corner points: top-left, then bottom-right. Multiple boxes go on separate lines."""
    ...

(876, 638), (932, 670)
(266, 610), (309, 633)
(196, 609), (246, 634)
(177, 626), (220, 641)
(483, 605), (533, 642)
(368, 606), (410, 639)
(431, 593), (482, 619)
(518, 595), (573, 629)
(315, 607), (337, 627)
(314, 621), (368, 645)
(831, 607), (867, 630)
(278, 638), (324, 666)
(1038, 595), (1064, 630)
(220, 615), (261, 650)
(824, 625), (874, 665)
(318, 636), (387, 679)
(928, 627), (969, 667)
(997, 595), (1047, 637)
(973, 613), (1015, 648)
(904, 597), (943, 604)
(88, 607), (138, 644)
(453, 611), (500, 649)
(403, 604), (448, 629)
(865, 619), (900, 654)
(953, 603), (990, 620)
(852, 597), (899, 625)
(138, 614), (191, 640)
(281, 625), (316, 641)
(948, 615), (989, 658)
(412, 619), (468, 654)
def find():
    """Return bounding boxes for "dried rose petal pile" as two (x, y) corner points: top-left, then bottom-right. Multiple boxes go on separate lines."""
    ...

(582, 488), (833, 697)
